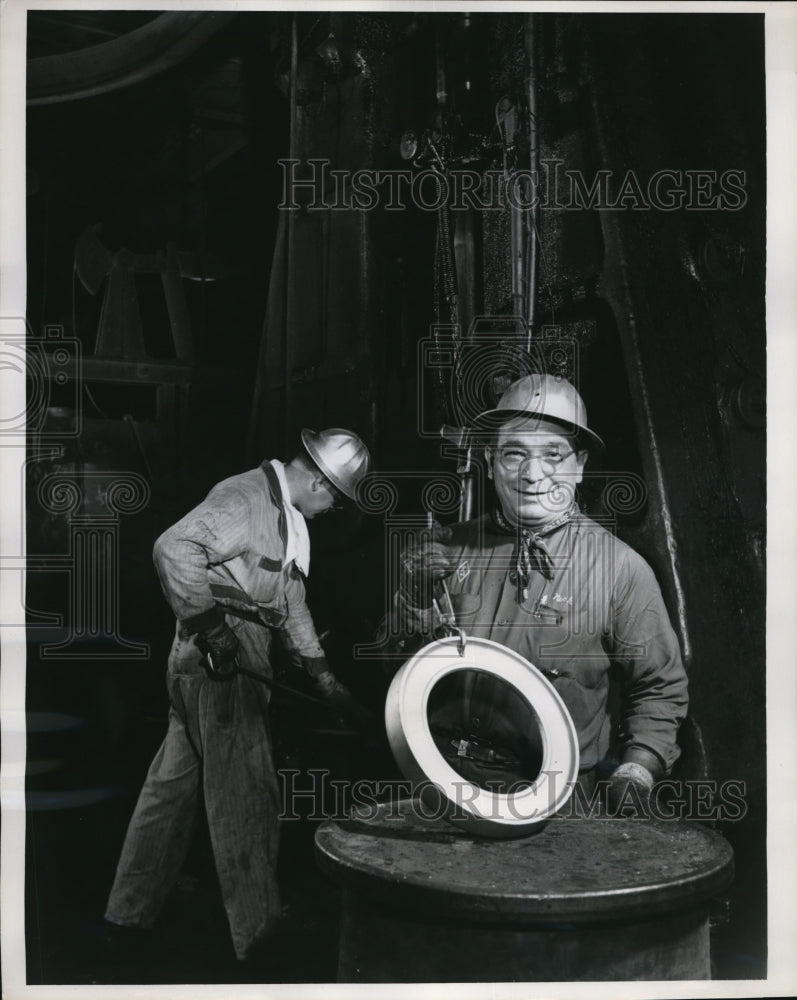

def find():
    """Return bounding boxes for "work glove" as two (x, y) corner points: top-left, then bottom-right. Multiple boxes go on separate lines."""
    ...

(606, 762), (656, 818)
(400, 521), (455, 610)
(313, 668), (376, 733)
(197, 622), (240, 679)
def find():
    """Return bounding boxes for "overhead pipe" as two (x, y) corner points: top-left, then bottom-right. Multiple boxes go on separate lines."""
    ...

(27, 12), (236, 105)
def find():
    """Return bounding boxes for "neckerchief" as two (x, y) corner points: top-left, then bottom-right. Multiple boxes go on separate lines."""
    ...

(491, 502), (578, 599)
(270, 460), (311, 576)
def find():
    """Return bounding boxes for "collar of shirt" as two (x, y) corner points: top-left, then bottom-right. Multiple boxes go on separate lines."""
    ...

(270, 460), (311, 576)
(491, 503), (579, 592)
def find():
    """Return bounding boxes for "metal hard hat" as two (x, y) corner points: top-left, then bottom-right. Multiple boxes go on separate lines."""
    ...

(301, 427), (371, 500)
(474, 373), (604, 452)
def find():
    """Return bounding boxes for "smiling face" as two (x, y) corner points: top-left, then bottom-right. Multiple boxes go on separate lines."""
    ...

(486, 417), (588, 527)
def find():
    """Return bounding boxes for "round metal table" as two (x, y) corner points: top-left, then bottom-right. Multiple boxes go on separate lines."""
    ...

(315, 798), (734, 983)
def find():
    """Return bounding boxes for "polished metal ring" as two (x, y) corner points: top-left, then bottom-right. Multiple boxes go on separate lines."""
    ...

(385, 635), (580, 837)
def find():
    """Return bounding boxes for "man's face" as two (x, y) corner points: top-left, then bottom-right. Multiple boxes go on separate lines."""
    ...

(487, 418), (587, 527)
(295, 476), (343, 519)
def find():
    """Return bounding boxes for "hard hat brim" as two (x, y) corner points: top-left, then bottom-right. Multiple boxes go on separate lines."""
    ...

(470, 409), (605, 453)
(300, 427), (358, 499)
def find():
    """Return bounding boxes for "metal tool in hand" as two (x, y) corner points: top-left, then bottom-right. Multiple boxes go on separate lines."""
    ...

(424, 512), (467, 656)
(203, 651), (330, 709)
(432, 578), (467, 656)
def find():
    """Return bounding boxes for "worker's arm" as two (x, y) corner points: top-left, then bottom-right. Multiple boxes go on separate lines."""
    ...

(281, 564), (326, 661)
(282, 565), (374, 730)
(608, 549), (689, 781)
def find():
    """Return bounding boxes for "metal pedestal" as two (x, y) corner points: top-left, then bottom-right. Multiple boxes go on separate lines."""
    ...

(315, 799), (734, 983)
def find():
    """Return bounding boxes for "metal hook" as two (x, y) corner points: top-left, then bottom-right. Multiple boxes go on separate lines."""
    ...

(454, 627), (467, 657)
(205, 651), (238, 682)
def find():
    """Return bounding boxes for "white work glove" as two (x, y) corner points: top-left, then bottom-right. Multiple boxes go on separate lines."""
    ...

(606, 762), (656, 817)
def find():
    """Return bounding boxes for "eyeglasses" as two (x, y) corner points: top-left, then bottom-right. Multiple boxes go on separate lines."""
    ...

(495, 446), (575, 474)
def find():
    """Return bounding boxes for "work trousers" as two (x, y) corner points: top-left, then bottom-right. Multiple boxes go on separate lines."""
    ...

(105, 616), (281, 960)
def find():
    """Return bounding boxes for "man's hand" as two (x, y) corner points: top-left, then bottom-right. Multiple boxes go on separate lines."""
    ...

(313, 669), (376, 732)
(606, 762), (656, 817)
(400, 522), (455, 609)
(197, 622), (240, 678)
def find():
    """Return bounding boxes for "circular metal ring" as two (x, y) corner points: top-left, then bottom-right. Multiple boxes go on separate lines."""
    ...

(385, 636), (579, 838)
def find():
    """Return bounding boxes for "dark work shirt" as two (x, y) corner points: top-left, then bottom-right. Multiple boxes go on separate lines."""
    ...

(398, 512), (689, 774)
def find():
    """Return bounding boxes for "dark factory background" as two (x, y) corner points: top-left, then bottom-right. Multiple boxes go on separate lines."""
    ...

(22, 9), (766, 986)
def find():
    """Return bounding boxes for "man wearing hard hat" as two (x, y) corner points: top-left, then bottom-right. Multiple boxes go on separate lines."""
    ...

(398, 374), (688, 810)
(105, 428), (371, 961)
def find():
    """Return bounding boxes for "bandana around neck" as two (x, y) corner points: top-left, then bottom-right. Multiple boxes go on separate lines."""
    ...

(491, 502), (578, 596)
